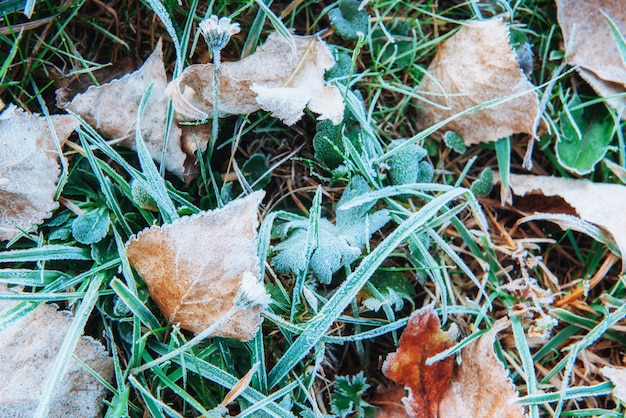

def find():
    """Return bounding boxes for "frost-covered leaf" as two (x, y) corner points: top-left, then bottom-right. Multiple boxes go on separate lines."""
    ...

(167, 33), (344, 126)
(71, 208), (110, 245)
(329, 0), (369, 42)
(313, 119), (345, 168)
(438, 319), (526, 418)
(0, 285), (113, 417)
(471, 168), (494, 197)
(505, 174), (626, 270)
(371, 384), (408, 417)
(372, 19), (417, 70)
(382, 305), (457, 418)
(242, 153), (271, 190)
(0, 105), (77, 241)
(443, 131), (466, 154)
(336, 176), (390, 249)
(58, 40), (209, 181)
(601, 366), (626, 403)
(415, 18), (540, 146)
(272, 176), (389, 284)
(331, 372), (373, 418)
(360, 271), (415, 312)
(556, 0), (626, 116)
(125, 192), (267, 340)
(386, 140), (429, 186)
(556, 94), (614, 175)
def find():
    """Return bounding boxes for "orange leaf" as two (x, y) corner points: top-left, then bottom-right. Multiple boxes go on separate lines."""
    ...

(381, 305), (457, 418)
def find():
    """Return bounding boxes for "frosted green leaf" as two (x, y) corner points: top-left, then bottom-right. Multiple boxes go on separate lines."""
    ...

(471, 168), (494, 197)
(443, 131), (467, 154)
(71, 208), (110, 245)
(242, 153), (271, 189)
(329, 0), (369, 42)
(272, 176), (390, 284)
(361, 271), (416, 312)
(331, 372), (373, 418)
(556, 94), (615, 175)
(387, 140), (428, 186)
(313, 120), (344, 168)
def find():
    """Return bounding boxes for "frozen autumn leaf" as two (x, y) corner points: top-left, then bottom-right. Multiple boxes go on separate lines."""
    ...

(601, 366), (626, 403)
(125, 191), (267, 341)
(0, 286), (113, 417)
(438, 319), (526, 418)
(57, 40), (209, 181)
(372, 384), (408, 418)
(381, 305), (457, 418)
(415, 18), (539, 146)
(556, 0), (626, 115)
(505, 174), (626, 269)
(0, 105), (77, 241)
(167, 33), (344, 126)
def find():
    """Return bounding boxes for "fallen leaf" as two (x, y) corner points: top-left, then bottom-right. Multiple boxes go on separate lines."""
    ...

(371, 384), (409, 418)
(505, 174), (626, 269)
(415, 18), (540, 146)
(57, 40), (208, 181)
(438, 318), (526, 418)
(0, 286), (113, 417)
(556, 0), (626, 115)
(125, 191), (266, 341)
(601, 366), (626, 403)
(167, 33), (344, 126)
(381, 305), (457, 418)
(0, 105), (77, 241)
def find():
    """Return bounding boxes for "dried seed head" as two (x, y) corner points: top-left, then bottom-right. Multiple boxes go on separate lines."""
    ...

(199, 15), (240, 50)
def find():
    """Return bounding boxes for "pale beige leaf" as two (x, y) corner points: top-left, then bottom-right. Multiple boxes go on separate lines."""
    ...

(438, 318), (526, 418)
(125, 192), (267, 341)
(0, 286), (114, 417)
(506, 174), (626, 269)
(601, 366), (626, 403)
(58, 40), (208, 180)
(0, 105), (77, 241)
(415, 18), (540, 145)
(556, 0), (626, 114)
(167, 33), (344, 126)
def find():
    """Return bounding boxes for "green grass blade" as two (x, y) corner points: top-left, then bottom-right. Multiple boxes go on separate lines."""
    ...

(268, 187), (472, 388)
(0, 245), (90, 262)
(134, 82), (178, 223)
(110, 277), (160, 331)
(291, 186), (322, 322)
(33, 273), (104, 418)
(511, 314), (539, 417)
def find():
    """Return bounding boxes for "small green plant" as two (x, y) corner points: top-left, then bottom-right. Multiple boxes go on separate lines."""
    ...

(443, 130), (467, 154)
(329, 0), (369, 41)
(272, 176), (390, 284)
(386, 140), (433, 186)
(331, 371), (373, 418)
(470, 168), (494, 197)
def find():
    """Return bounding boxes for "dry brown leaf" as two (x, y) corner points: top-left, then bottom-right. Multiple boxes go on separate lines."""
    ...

(372, 384), (409, 418)
(438, 318), (526, 418)
(0, 286), (113, 417)
(601, 366), (626, 403)
(57, 40), (208, 180)
(125, 191), (266, 340)
(415, 18), (540, 145)
(381, 305), (458, 418)
(0, 105), (77, 241)
(167, 33), (344, 126)
(556, 0), (626, 115)
(505, 174), (626, 268)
